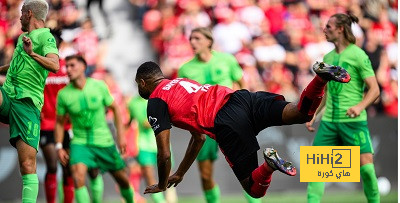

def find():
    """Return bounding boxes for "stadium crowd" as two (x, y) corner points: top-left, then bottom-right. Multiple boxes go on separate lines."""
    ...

(1, 0), (398, 117)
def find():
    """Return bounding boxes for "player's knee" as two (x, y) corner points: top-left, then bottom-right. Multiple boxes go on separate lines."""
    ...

(72, 172), (86, 187)
(19, 159), (36, 174)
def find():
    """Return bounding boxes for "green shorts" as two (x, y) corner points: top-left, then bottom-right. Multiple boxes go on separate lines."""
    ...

(137, 150), (157, 166)
(313, 121), (374, 154)
(0, 87), (40, 151)
(197, 136), (219, 161)
(70, 144), (126, 172)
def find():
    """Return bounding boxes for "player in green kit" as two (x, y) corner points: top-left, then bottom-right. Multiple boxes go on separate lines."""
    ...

(179, 27), (260, 203)
(128, 96), (167, 203)
(55, 55), (134, 203)
(0, 0), (59, 202)
(306, 13), (380, 203)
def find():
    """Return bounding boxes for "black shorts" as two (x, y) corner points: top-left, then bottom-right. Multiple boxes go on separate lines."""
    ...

(214, 89), (289, 181)
(40, 130), (71, 149)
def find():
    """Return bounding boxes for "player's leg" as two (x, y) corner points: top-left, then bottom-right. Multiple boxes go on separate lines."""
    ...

(307, 121), (339, 203)
(62, 133), (74, 203)
(97, 145), (134, 203)
(16, 139), (39, 203)
(339, 122), (379, 203)
(71, 163), (90, 203)
(283, 62), (351, 124)
(197, 136), (220, 203)
(110, 169), (134, 203)
(138, 150), (166, 203)
(39, 131), (58, 203)
(88, 168), (103, 203)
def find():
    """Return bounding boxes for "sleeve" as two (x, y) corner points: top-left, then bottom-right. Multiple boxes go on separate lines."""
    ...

(100, 81), (114, 106)
(229, 54), (243, 82)
(357, 51), (375, 79)
(147, 98), (172, 135)
(40, 31), (59, 56)
(56, 92), (66, 116)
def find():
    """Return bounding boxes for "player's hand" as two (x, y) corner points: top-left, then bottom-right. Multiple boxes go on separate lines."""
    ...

(117, 135), (127, 155)
(144, 184), (164, 194)
(346, 105), (362, 118)
(305, 115), (316, 132)
(167, 173), (183, 188)
(57, 148), (69, 166)
(22, 36), (33, 55)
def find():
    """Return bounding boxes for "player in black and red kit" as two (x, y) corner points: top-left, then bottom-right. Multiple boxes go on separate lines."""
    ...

(40, 29), (74, 203)
(137, 61), (350, 198)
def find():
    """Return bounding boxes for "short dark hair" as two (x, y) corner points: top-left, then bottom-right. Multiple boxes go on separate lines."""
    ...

(136, 61), (163, 80)
(65, 55), (87, 68)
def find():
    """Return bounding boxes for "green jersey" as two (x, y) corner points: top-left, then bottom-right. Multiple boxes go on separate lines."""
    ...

(322, 44), (375, 122)
(57, 78), (115, 147)
(3, 28), (58, 111)
(128, 96), (157, 152)
(178, 51), (243, 88)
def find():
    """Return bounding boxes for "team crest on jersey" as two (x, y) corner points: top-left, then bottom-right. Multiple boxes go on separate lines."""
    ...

(149, 116), (160, 131)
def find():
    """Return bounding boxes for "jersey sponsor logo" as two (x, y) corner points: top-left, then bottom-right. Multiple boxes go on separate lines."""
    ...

(148, 116), (160, 131)
(162, 78), (181, 90)
(45, 76), (69, 85)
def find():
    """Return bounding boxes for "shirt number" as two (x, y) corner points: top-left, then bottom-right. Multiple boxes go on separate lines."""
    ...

(179, 81), (210, 94)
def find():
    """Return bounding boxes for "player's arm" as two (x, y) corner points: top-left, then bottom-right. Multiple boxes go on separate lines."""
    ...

(0, 64), (9, 73)
(346, 76), (380, 117)
(22, 36), (60, 73)
(167, 131), (206, 188)
(55, 114), (69, 166)
(305, 86), (327, 132)
(109, 101), (126, 154)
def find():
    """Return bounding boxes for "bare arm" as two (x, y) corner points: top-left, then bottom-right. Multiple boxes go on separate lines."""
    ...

(346, 76), (380, 117)
(55, 115), (69, 166)
(305, 86), (327, 132)
(167, 131), (206, 188)
(0, 64), (9, 73)
(109, 101), (126, 154)
(23, 36), (60, 73)
(144, 129), (172, 194)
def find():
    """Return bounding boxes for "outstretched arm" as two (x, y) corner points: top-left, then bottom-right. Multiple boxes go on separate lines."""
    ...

(167, 131), (206, 188)
(144, 129), (172, 194)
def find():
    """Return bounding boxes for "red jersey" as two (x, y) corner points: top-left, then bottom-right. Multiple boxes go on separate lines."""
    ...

(40, 59), (71, 130)
(147, 78), (233, 139)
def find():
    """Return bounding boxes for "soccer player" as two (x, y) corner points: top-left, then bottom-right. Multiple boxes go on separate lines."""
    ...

(0, 0), (59, 202)
(39, 28), (74, 203)
(128, 95), (167, 203)
(136, 60), (350, 198)
(305, 13), (380, 203)
(178, 27), (260, 203)
(55, 55), (134, 203)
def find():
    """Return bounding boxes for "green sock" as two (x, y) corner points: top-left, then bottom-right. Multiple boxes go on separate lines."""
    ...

(75, 186), (90, 203)
(204, 185), (221, 203)
(89, 175), (104, 203)
(58, 179), (64, 202)
(22, 174), (39, 203)
(307, 182), (325, 203)
(243, 190), (261, 203)
(361, 163), (380, 203)
(151, 192), (166, 203)
(120, 187), (134, 203)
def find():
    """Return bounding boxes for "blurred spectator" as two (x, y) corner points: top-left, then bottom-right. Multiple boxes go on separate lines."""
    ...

(73, 18), (99, 76)
(212, 6), (252, 54)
